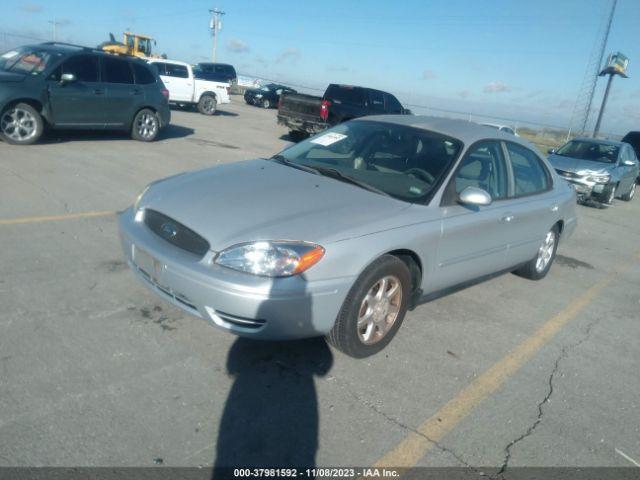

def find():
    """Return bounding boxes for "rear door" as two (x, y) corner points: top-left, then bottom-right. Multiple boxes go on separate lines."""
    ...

(47, 54), (104, 127)
(163, 63), (192, 102)
(102, 56), (138, 127)
(502, 141), (557, 267)
(434, 140), (514, 290)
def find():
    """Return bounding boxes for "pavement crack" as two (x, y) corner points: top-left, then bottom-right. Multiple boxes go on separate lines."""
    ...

(497, 318), (601, 477)
(334, 379), (477, 470)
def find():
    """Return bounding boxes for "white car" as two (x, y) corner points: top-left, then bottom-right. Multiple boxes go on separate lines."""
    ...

(481, 123), (519, 136)
(147, 59), (230, 115)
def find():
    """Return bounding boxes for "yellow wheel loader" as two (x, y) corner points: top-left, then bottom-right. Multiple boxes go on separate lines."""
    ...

(99, 32), (164, 59)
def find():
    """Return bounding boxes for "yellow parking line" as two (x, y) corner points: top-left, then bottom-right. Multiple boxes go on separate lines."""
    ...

(374, 253), (639, 467)
(0, 210), (116, 226)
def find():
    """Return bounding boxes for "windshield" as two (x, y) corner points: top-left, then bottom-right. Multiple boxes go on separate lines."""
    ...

(556, 140), (619, 163)
(275, 121), (462, 203)
(0, 48), (55, 75)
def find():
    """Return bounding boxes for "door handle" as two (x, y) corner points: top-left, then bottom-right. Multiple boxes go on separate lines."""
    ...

(93, 89), (104, 95)
(550, 205), (559, 212)
(499, 214), (515, 223)
(131, 89), (143, 95)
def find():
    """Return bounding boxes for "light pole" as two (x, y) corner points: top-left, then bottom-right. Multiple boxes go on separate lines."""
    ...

(48, 20), (62, 41)
(209, 8), (225, 62)
(593, 52), (629, 138)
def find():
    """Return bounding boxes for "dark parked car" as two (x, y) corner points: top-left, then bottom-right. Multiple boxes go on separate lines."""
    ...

(277, 84), (409, 140)
(0, 42), (170, 145)
(193, 63), (237, 85)
(622, 131), (640, 182)
(548, 137), (638, 204)
(244, 83), (296, 109)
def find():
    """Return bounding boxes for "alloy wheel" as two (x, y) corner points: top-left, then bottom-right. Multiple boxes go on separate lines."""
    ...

(136, 112), (158, 140)
(535, 230), (556, 273)
(357, 275), (402, 345)
(202, 97), (216, 114)
(1, 107), (37, 142)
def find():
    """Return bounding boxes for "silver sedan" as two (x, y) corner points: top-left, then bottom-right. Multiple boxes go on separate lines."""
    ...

(119, 116), (577, 358)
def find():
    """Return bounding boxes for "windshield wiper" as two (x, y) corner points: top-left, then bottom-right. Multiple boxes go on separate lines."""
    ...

(270, 155), (321, 175)
(311, 166), (390, 197)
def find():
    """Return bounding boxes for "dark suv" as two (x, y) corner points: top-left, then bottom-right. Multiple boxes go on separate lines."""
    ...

(0, 42), (171, 145)
(192, 63), (237, 85)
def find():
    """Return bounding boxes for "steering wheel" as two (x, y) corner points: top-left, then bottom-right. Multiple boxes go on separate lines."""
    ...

(405, 168), (435, 184)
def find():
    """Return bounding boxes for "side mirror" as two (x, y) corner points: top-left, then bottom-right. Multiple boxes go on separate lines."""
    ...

(547, 148), (556, 154)
(60, 73), (76, 84)
(622, 159), (636, 167)
(458, 186), (492, 206)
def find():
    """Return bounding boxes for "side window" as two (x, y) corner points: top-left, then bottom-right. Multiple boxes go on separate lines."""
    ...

(506, 142), (550, 196)
(150, 62), (166, 76)
(133, 63), (156, 85)
(385, 94), (404, 114)
(165, 64), (189, 78)
(50, 55), (99, 82)
(454, 141), (508, 200)
(103, 57), (134, 84)
(369, 90), (385, 114)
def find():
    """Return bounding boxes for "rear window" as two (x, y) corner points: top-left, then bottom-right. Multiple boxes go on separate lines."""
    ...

(103, 57), (134, 84)
(133, 63), (156, 85)
(325, 85), (366, 106)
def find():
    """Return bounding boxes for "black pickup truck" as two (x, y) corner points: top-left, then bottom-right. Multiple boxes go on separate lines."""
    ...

(277, 84), (409, 139)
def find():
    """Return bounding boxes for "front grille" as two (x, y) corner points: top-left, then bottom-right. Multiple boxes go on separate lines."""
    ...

(144, 209), (210, 257)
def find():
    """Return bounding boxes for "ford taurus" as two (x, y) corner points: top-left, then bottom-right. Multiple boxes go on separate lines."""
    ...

(119, 116), (577, 358)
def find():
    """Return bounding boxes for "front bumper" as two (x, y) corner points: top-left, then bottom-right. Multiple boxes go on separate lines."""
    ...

(556, 173), (610, 202)
(118, 207), (354, 339)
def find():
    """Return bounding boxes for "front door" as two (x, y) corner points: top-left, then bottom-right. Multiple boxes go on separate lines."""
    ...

(434, 140), (514, 291)
(47, 54), (104, 127)
(157, 63), (192, 102)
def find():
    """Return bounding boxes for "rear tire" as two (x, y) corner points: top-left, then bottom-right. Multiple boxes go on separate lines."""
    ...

(326, 255), (411, 358)
(131, 109), (160, 142)
(620, 182), (635, 201)
(197, 94), (217, 115)
(288, 130), (306, 142)
(513, 225), (559, 280)
(0, 103), (43, 145)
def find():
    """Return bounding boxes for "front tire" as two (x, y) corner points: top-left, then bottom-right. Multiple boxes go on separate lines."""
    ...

(620, 182), (635, 201)
(197, 94), (217, 115)
(603, 184), (616, 205)
(0, 103), (44, 145)
(131, 109), (160, 142)
(262, 98), (271, 109)
(327, 255), (411, 358)
(513, 225), (559, 280)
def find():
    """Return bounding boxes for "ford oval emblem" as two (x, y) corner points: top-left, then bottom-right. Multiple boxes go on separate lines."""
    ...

(161, 222), (178, 238)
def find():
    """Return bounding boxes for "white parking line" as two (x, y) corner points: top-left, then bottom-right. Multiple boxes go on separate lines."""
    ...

(615, 448), (640, 467)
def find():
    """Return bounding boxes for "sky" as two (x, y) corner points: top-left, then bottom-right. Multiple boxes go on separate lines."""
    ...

(1, 0), (639, 135)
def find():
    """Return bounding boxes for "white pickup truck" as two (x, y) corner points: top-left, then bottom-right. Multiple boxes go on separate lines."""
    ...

(147, 59), (230, 115)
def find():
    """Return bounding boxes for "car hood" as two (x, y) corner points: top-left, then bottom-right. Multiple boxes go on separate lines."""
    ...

(141, 159), (413, 250)
(548, 154), (615, 174)
(0, 71), (26, 83)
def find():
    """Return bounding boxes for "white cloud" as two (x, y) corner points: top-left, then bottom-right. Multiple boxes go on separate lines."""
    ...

(483, 81), (510, 93)
(21, 3), (42, 13)
(421, 69), (436, 80)
(227, 38), (250, 54)
(276, 48), (300, 64)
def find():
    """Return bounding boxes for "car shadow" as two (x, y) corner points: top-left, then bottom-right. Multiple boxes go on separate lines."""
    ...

(215, 110), (239, 117)
(40, 124), (195, 143)
(212, 282), (333, 476)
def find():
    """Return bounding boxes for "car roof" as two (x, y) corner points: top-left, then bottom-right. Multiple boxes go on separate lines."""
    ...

(358, 115), (536, 150)
(570, 136), (626, 147)
(24, 43), (150, 64)
(148, 58), (188, 66)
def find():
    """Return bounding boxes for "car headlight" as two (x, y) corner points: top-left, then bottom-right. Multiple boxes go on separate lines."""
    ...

(215, 241), (325, 277)
(255, 93), (263, 98)
(586, 173), (610, 184)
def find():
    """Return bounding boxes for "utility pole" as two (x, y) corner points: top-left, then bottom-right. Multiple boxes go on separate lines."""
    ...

(48, 19), (62, 41)
(209, 8), (225, 62)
